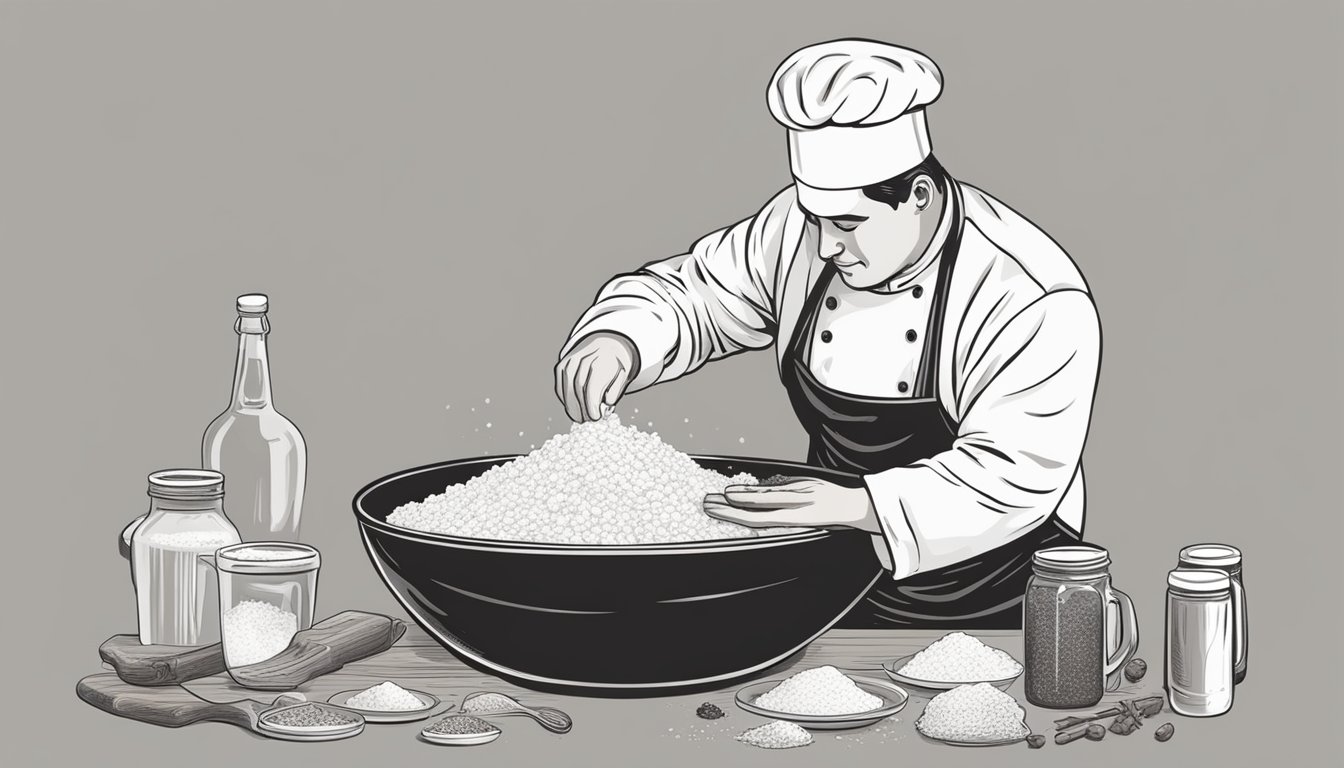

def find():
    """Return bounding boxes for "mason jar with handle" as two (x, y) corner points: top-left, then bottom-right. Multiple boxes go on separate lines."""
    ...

(1023, 546), (1139, 709)
(1177, 543), (1247, 684)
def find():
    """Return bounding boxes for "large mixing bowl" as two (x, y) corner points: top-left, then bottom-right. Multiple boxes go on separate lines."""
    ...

(353, 455), (884, 697)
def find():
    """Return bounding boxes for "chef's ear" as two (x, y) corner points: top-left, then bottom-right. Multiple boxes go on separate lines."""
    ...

(912, 176), (934, 212)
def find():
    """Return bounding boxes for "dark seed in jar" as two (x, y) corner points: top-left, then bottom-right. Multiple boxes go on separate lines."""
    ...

(1154, 722), (1175, 742)
(696, 703), (725, 719)
(1026, 734), (1046, 749)
(1124, 658), (1148, 683)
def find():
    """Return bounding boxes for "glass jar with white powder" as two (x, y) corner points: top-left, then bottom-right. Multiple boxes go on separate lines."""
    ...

(216, 542), (320, 680)
(131, 470), (241, 645)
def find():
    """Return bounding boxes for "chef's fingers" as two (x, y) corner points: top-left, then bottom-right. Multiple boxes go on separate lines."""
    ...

(703, 498), (806, 528)
(560, 355), (589, 423)
(582, 357), (614, 422)
(602, 359), (631, 408)
(553, 358), (569, 414)
(720, 488), (811, 510)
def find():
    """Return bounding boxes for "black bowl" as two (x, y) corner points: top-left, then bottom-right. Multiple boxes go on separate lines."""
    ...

(353, 455), (884, 697)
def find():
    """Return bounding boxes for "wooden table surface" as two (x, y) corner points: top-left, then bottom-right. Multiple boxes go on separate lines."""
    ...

(148, 625), (1186, 765)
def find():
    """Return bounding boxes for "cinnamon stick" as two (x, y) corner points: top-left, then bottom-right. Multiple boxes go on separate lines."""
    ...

(1054, 696), (1164, 730)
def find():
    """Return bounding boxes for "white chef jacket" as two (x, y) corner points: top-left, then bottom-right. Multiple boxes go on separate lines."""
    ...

(560, 180), (1099, 580)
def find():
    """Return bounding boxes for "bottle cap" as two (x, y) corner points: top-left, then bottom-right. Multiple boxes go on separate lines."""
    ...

(1033, 546), (1110, 573)
(1168, 569), (1231, 593)
(148, 469), (225, 500)
(1178, 543), (1241, 569)
(216, 542), (321, 575)
(237, 294), (269, 315)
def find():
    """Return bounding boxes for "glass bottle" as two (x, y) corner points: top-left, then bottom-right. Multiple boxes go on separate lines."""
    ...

(1165, 569), (1238, 717)
(131, 470), (241, 645)
(1177, 544), (1247, 684)
(1023, 546), (1138, 709)
(203, 294), (307, 542)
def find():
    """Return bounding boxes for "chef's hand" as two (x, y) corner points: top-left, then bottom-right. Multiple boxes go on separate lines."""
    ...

(554, 332), (640, 423)
(703, 478), (881, 534)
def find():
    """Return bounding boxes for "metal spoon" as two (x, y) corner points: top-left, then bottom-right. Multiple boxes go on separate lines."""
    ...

(460, 691), (573, 734)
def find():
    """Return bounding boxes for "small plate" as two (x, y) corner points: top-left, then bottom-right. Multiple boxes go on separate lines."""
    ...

(326, 688), (442, 723)
(257, 702), (365, 742)
(920, 733), (1027, 747)
(882, 654), (1022, 696)
(735, 676), (908, 730)
(420, 724), (502, 746)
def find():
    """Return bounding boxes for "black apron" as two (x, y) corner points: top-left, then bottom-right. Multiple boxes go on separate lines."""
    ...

(781, 189), (1082, 629)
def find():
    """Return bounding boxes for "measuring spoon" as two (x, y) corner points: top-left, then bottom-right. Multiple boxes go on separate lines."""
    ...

(460, 691), (573, 734)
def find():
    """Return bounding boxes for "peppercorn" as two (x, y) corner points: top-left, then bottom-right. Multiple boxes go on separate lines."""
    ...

(1124, 658), (1148, 683)
(1155, 722), (1175, 742)
(1085, 724), (1106, 741)
(1026, 734), (1046, 749)
(695, 703), (724, 720)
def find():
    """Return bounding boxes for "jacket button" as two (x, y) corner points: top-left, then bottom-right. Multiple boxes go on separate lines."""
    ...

(912, 286), (924, 299)
(897, 381), (909, 393)
(820, 330), (833, 343)
(825, 297), (838, 310)
(906, 329), (918, 342)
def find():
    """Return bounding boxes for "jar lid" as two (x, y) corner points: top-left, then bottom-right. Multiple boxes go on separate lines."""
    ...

(1168, 569), (1231, 593)
(237, 294), (269, 316)
(148, 469), (225, 500)
(1033, 546), (1110, 573)
(1178, 543), (1241, 568)
(217, 542), (320, 574)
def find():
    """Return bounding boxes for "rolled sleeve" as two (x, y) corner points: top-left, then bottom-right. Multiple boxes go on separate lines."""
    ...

(560, 188), (798, 391)
(865, 289), (1100, 579)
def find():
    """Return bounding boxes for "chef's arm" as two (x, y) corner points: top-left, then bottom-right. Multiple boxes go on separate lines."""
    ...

(864, 290), (1101, 579)
(559, 187), (797, 392)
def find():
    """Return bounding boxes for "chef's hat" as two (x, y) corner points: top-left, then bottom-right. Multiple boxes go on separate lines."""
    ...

(768, 40), (942, 193)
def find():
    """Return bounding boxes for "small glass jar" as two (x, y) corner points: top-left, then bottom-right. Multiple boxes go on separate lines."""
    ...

(1165, 569), (1238, 717)
(131, 470), (241, 646)
(1023, 546), (1138, 709)
(1177, 544), (1247, 684)
(216, 542), (320, 679)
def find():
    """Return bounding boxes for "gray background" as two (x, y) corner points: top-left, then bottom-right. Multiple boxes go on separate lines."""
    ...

(2, 0), (1340, 765)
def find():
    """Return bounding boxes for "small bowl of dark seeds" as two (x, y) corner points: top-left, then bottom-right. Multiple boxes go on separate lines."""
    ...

(421, 714), (503, 746)
(257, 702), (365, 742)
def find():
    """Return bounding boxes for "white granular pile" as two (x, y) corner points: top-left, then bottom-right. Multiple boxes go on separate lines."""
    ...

(222, 600), (298, 667)
(143, 531), (236, 550)
(461, 693), (518, 714)
(753, 666), (883, 716)
(898, 631), (1023, 682)
(915, 683), (1030, 743)
(388, 413), (799, 545)
(227, 546), (302, 561)
(345, 681), (423, 711)
(736, 720), (813, 749)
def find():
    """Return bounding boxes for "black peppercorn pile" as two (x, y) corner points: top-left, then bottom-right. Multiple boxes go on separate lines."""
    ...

(696, 703), (725, 720)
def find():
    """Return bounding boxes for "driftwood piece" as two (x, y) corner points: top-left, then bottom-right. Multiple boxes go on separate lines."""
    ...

(99, 611), (406, 689)
(75, 673), (301, 731)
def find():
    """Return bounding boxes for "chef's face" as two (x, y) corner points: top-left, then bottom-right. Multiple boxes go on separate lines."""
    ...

(799, 177), (935, 290)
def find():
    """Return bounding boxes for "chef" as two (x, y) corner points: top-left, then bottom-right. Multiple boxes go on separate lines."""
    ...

(554, 40), (1101, 628)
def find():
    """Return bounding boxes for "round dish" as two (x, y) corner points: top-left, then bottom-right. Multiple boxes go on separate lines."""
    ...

(882, 654), (1021, 696)
(734, 676), (908, 730)
(420, 725), (502, 746)
(256, 703), (365, 742)
(326, 689), (442, 723)
(920, 733), (1027, 748)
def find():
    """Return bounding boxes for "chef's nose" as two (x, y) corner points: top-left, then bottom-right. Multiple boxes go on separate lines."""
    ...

(819, 232), (846, 261)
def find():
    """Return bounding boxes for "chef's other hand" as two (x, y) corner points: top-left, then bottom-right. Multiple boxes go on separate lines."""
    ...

(555, 332), (640, 423)
(703, 478), (881, 534)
